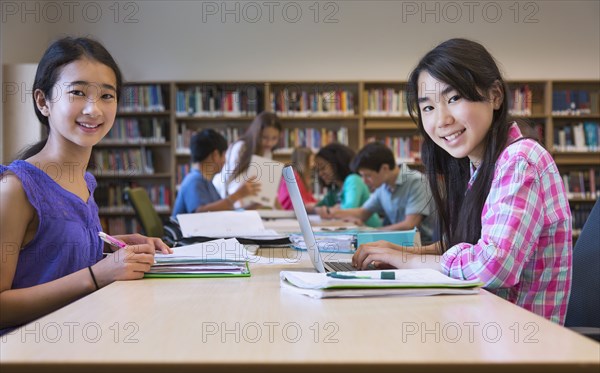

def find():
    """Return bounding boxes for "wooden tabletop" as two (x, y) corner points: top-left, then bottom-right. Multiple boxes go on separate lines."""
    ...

(1, 247), (598, 373)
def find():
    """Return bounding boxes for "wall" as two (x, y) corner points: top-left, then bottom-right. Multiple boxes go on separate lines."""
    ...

(2, 1), (599, 81)
(2, 64), (39, 163)
(1, 0), (599, 162)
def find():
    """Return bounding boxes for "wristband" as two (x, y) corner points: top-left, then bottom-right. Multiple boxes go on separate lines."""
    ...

(88, 266), (100, 291)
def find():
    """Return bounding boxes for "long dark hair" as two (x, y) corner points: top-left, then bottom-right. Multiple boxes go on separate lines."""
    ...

(316, 143), (356, 188)
(227, 111), (282, 184)
(291, 146), (314, 188)
(406, 38), (510, 252)
(17, 37), (123, 160)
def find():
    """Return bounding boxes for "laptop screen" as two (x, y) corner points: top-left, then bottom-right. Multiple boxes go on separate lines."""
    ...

(282, 165), (326, 273)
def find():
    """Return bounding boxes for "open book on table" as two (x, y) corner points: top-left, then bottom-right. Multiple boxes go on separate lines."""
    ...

(280, 269), (483, 298)
(146, 238), (251, 278)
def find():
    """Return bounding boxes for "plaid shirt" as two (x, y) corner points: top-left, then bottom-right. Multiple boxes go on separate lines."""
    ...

(441, 124), (572, 324)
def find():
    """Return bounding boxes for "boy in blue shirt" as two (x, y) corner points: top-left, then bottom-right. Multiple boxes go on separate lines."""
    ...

(172, 129), (259, 217)
(321, 142), (437, 243)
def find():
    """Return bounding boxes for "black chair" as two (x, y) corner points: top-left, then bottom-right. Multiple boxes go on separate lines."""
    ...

(565, 199), (600, 342)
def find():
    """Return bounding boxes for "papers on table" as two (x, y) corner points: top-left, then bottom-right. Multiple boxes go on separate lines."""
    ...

(146, 238), (251, 277)
(257, 209), (296, 219)
(280, 269), (483, 298)
(176, 210), (286, 240)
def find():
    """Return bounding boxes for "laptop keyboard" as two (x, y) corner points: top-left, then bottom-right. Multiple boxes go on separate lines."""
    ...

(325, 261), (356, 272)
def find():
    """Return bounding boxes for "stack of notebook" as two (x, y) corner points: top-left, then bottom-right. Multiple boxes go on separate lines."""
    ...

(146, 238), (251, 278)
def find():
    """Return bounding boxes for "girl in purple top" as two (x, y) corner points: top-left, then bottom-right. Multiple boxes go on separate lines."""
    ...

(0, 37), (172, 334)
(352, 39), (572, 324)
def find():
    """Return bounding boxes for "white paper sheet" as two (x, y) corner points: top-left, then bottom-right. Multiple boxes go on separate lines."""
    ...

(176, 210), (281, 238)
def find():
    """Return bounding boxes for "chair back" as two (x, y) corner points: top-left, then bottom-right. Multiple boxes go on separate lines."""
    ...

(125, 187), (165, 238)
(565, 199), (600, 329)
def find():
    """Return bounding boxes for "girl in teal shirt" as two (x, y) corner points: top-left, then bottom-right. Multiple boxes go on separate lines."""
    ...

(314, 143), (382, 228)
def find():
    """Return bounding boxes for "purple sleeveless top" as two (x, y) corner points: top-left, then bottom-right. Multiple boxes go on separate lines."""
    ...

(0, 160), (104, 289)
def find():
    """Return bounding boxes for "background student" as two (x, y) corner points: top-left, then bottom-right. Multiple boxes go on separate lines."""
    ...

(313, 143), (381, 228)
(352, 38), (572, 324)
(0, 37), (172, 335)
(321, 142), (437, 243)
(277, 146), (316, 210)
(213, 111), (281, 209)
(172, 129), (260, 216)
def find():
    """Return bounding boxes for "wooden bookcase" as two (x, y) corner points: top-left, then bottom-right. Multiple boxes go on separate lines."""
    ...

(96, 80), (600, 239)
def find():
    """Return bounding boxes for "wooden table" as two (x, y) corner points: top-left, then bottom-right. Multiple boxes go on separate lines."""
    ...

(1, 248), (598, 372)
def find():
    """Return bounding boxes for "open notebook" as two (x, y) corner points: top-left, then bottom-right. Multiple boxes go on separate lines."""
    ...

(280, 269), (483, 298)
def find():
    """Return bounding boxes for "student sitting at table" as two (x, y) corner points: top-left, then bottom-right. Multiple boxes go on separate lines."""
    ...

(172, 129), (260, 216)
(313, 143), (382, 228)
(320, 142), (437, 243)
(277, 146), (317, 210)
(352, 38), (572, 325)
(0, 36), (172, 336)
(213, 111), (282, 209)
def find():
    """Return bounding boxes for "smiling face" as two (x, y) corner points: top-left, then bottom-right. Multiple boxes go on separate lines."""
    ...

(417, 71), (502, 165)
(35, 57), (118, 150)
(315, 156), (336, 186)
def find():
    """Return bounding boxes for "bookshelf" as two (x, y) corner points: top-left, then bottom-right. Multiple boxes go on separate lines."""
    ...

(94, 80), (600, 240)
(268, 81), (358, 160)
(94, 83), (172, 235)
(548, 81), (600, 239)
(361, 81), (422, 166)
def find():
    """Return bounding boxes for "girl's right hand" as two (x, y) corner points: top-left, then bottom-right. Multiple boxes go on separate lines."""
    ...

(91, 243), (156, 287)
(234, 176), (261, 199)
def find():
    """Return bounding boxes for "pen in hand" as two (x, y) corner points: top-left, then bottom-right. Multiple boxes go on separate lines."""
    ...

(98, 232), (157, 264)
(98, 232), (127, 249)
(326, 271), (396, 280)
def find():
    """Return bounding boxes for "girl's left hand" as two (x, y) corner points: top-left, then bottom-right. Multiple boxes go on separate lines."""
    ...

(113, 234), (173, 254)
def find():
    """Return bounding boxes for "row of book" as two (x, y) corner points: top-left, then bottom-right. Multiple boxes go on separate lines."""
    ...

(508, 84), (536, 116)
(363, 88), (410, 116)
(175, 86), (260, 117)
(175, 124), (241, 154)
(553, 122), (599, 152)
(270, 89), (355, 116)
(279, 127), (349, 149)
(562, 169), (599, 200)
(91, 148), (155, 175)
(95, 182), (172, 213)
(572, 203), (598, 235)
(118, 85), (166, 113)
(552, 89), (599, 115)
(176, 163), (191, 186)
(102, 118), (168, 144)
(365, 135), (423, 163)
(100, 216), (141, 236)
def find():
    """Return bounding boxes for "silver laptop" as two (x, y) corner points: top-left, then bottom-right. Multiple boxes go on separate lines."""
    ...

(283, 165), (356, 273)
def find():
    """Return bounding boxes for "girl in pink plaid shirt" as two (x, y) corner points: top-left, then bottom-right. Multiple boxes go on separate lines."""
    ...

(353, 38), (572, 324)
